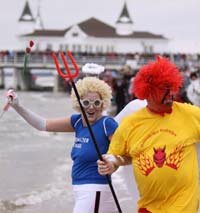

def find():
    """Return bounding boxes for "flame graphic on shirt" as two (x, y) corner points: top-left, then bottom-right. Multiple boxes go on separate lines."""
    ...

(136, 144), (184, 176)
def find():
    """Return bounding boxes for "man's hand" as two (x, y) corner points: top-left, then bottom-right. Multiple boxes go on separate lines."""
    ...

(97, 154), (119, 175)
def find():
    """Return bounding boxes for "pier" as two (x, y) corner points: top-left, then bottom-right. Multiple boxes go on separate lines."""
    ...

(0, 52), (199, 91)
(0, 53), (128, 91)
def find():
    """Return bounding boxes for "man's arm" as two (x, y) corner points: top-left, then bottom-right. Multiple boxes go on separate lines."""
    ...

(97, 154), (131, 175)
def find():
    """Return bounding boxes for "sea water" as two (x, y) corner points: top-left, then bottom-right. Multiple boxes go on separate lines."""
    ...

(0, 90), (134, 213)
(0, 90), (75, 213)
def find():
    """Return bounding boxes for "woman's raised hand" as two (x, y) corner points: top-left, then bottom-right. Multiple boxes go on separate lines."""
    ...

(6, 89), (19, 107)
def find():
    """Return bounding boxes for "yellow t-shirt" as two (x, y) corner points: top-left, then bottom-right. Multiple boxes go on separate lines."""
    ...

(108, 102), (200, 213)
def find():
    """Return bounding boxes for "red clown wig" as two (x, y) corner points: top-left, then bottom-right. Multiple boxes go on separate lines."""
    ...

(133, 56), (183, 100)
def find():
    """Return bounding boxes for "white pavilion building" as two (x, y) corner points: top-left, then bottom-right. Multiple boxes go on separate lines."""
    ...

(17, 0), (169, 54)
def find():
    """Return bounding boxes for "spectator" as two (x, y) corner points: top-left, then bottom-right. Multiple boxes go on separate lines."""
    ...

(187, 72), (200, 106)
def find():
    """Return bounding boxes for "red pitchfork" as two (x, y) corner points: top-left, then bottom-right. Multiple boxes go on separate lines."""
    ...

(52, 51), (122, 213)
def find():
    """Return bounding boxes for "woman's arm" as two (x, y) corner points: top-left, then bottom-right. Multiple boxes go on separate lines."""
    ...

(46, 117), (74, 132)
(6, 89), (74, 132)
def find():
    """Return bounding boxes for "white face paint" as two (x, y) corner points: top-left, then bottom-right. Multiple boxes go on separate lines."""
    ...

(81, 92), (103, 125)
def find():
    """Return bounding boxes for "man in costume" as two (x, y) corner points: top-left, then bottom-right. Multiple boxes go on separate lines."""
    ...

(98, 56), (200, 213)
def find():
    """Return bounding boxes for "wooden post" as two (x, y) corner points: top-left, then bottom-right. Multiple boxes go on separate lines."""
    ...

(19, 68), (33, 90)
(13, 68), (20, 90)
(53, 72), (64, 92)
(0, 68), (5, 89)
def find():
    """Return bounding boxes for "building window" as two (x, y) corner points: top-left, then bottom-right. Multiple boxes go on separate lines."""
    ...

(110, 46), (114, 52)
(59, 44), (64, 51)
(85, 45), (88, 52)
(96, 46), (100, 53)
(96, 46), (103, 53)
(141, 41), (147, 53)
(72, 44), (77, 52)
(35, 43), (40, 51)
(89, 45), (92, 53)
(149, 45), (154, 53)
(100, 46), (103, 53)
(106, 46), (110, 53)
(72, 32), (79, 37)
(46, 44), (52, 51)
(65, 44), (69, 51)
(77, 45), (81, 52)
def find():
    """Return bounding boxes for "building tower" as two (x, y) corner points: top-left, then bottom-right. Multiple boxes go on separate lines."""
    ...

(115, 1), (134, 35)
(18, 0), (35, 34)
(35, 0), (44, 30)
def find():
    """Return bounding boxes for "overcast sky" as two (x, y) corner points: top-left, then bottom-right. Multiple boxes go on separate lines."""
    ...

(0, 0), (199, 53)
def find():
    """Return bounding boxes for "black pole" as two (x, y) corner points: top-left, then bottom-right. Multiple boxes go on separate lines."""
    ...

(51, 51), (122, 213)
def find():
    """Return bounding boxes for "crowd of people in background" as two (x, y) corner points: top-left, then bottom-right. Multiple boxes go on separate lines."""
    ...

(0, 50), (199, 69)
(100, 63), (200, 115)
(1, 49), (200, 112)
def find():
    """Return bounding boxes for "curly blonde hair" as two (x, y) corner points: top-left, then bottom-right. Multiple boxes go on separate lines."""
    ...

(71, 77), (112, 112)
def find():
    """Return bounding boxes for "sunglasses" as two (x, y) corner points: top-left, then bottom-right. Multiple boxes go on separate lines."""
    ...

(80, 99), (103, 108)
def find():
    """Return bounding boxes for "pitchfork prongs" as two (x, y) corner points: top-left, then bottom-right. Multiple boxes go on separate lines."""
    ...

(52, 51), (79, 80)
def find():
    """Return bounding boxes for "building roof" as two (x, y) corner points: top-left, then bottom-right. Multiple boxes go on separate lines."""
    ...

(18, 0), (35, 22)
(21, 17), (167, 40)
(116, 2), (133, 24)
(20, 29), (66, 37)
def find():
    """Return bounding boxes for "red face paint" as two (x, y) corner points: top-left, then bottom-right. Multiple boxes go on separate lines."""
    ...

(147, 88), (174, 116)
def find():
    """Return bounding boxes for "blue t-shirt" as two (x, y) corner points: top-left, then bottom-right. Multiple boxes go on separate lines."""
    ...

(70, 114), (118, 185)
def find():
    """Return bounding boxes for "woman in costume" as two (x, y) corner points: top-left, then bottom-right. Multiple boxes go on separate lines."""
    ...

(6, 75), (118, 213)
